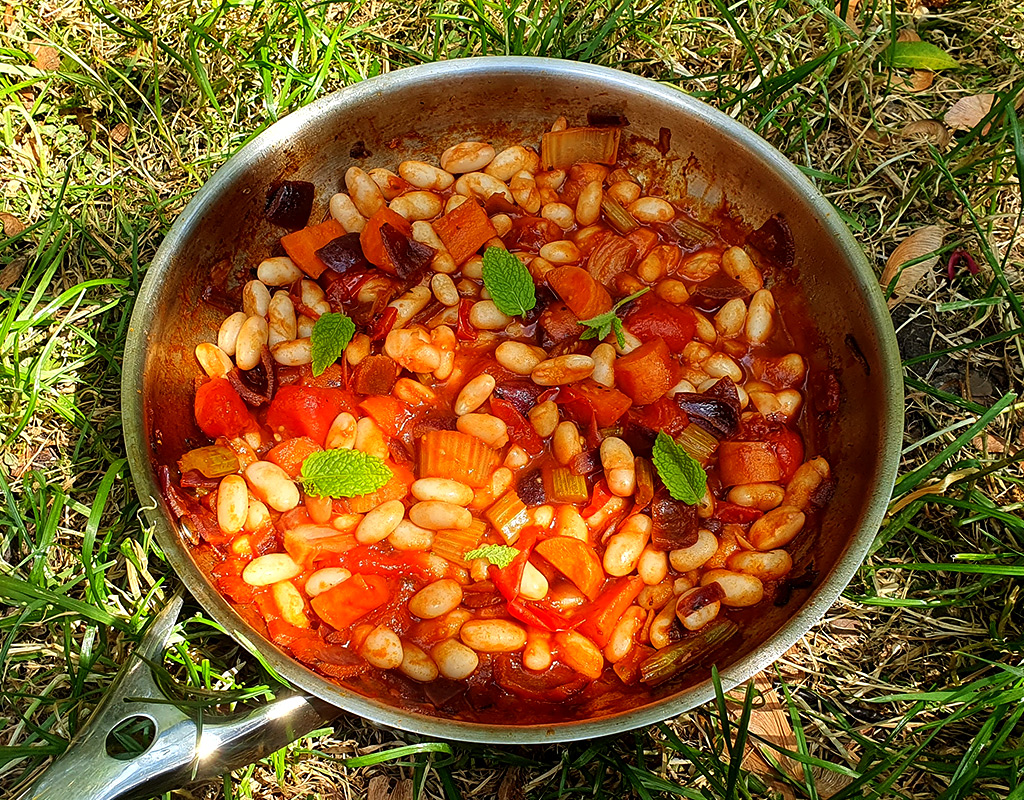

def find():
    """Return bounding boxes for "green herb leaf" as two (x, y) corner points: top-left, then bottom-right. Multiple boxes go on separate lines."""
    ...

(578, 287), (650, 348)
(481, 247), (536, 317)
(300, 449), (392, 498)
(888, 41), (959, 71)
(310, 312), (356, 376)
(463, 543), (520, 569)
(652, 430), (708, 505)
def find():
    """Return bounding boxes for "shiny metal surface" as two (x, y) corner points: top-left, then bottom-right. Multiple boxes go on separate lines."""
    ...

(122, 57), (904, 744)
(16, 593), (334, 800)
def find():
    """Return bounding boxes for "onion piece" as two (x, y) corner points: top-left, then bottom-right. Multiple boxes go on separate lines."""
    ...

(650, 486), (699, 551)
(639, 620), (739, 686)
(178, 445), (240, 478)
(633, 456), (655, 509)
(541, 127), (621, 170)
(600, 195), (639, 235)
(676, 422), (718, 463)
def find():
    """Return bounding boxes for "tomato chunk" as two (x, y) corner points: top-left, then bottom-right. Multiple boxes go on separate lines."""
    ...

(575, 576), (644, 647)
(267, 436), (322, 478)
(559, 381), (633, 427)
(311, 574), (390, 631)
(614, 337), (681, 406)
(766, 428), (804, 481)
(194, 377), (258, 439)
(624, 293), (696, 350)
(547, 265), (612, 320)
(266, 385), (354, 447)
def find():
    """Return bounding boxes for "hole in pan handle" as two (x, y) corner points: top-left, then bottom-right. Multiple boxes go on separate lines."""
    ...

(14, 591), (339, 800)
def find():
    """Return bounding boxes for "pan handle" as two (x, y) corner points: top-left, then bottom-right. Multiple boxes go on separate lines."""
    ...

(15, 594), (339, 800)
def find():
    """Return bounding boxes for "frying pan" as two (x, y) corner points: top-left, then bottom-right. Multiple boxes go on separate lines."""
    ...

(19, 57), (903, 798)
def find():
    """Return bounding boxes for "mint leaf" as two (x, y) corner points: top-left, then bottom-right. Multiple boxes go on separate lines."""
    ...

(578, 287), (650, 348)
(482, 247), (536, 317)
(311, 312), (355, 376)
(652, 430), (707, 505)
(464, 543), (520, 569)
(888, 40), (959, 71)
(300, 449), (392, 498)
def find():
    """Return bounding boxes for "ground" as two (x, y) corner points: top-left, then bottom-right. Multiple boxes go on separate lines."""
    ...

(0, 1), (1022, 799)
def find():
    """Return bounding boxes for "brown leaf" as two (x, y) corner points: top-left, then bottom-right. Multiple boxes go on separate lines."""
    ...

(390, 779), (415, 800)
(27, 42), (60, 71)
(880, 225), (945, 306)
(906, 70), (934, 92)
(901, 119), (950, 148)
(897, 29), (921, 43)
(944, 94), (995, 134)
(4, 3), (14, 30)
(367, 776), (391, 800)
(971, 433), (1006, 454)
(0, 212), (25, 236)
(834, 0), (861, 34)
(0, 257), (26, 290)
(110, 122), (130, 144)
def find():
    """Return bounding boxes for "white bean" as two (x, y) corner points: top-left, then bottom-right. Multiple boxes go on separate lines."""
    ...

(749, 506), (805, 550)
(604, 606), (645, 663)
(519, 562), (549, 601)
(216, 474), (248, 535)
(456, 413), (508, 448)
(455, 373), (496, 415)
(722, 246), (763, 293)
(243, 553), (301, 586)
(325, 412), (357, 450)
(541, 202), (575, 230)
(431, 273), (460, 307)
(727, 549), (794, 581)
(531, 354), (594, 386)
(195, 342), (233, 378)
(510, 171), (541, 214)
(235, 315), (269, 370)
(701, 570), (765, 607)
(271, 337), (311, 366)
(455, 172), (513, 204)
(590, 343), (616, 388)
(637, 546), (669, 586)
(495, 341), (542, 375)
(244, 461), (299, 512)
(305, 567), (352, 597)
(272, 581), (309, 628)
(409, 579), (463, 619)
(242, 279), (271, 317)
(399, 160), (455, 190)
(727, 483), (785, 511)
(676, 587), (721, 631)
(389, 285), (433, 329)
(441, 141), (496, 174)
(469, 300), (512, 331)
(411, 478), (474, 506)
(345, 166), (385, 217)
(388, 519), (435, 551)
(345, 333), (370, 366)
(745, 289), (776, 345)
(669, 529), (719, 572)
(355, 499), (405, 544)
(267, 292), (297, 347)
(390, 190), (443, 221)
(355, 417), (388, 459)
(603, 514), (652, 576)
(328, 192), (366, 233)
(218, 312), (248, 357)
(600, 437), (635, 498)
(555, 630), (604, 679)
(529, 401), (559, 438)
(553, 421), (583, 465)
(575, 180), (603, 226)
(460, 619), (527, 652)
(628, 197), (675, 223)
(257, 257), (302, 287)
(715, 298), (747, 338)
(409, 501), (472, 531)
(484, 145), (538, 181)
(432, 639), (479, 679)
(399, 640), (438, 682)
(360, 625), (404, 669)
(539, 240), (581, 264)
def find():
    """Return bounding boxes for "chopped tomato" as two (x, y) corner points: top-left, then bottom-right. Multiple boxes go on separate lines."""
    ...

(360, 207), (413, 272)
(715, 502), (764, 524)
(624, 293), (696, 350)
(266, 436), (322, 478)
(614, 337), (681, 406)
(767, 428), (804, 481)
(338, 545), (438, 581)
(581, 480), (614, 520)
(194, 377), (258, 439)
(359, 395), (413, 440)
(718, 441), (782, 486)
(506, 598), (578, 632)
(559, 381), (633, 427)
(265, 385), (355, 447)
(346, 461), (414, 514)
(311, 574), (390, 631)
(489, 397), (545, 456)
(576, 576), (644, 647)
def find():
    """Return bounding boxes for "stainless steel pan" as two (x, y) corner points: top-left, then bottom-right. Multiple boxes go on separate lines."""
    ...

(20, 57), (903, 798)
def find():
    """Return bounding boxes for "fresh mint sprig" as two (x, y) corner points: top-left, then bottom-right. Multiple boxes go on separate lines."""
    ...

(310, 312), (355, 376)
(651, 430), (708, 505)
(578, 287), (650, 348)
(300, 448), (392, 498)
(481, 247), (536, 317)
(464, 543), (520, 569)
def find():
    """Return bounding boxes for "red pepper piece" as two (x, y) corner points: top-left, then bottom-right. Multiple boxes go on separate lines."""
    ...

(265, 385), (355, 447)
(194, 377), (258, 440)
(714, 502), (764, 524)
(456, 298), (478, 341)
(370, 305), (398, 342)
(489, 397), (544, 456)
(506, 598), (579, 632)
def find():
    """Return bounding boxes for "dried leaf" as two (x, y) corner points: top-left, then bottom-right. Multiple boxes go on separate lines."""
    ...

(498, 768), (524, 800)
(367, 776), (391, 800)
(971, 433), (1006, 454)
(880, 225), (945, 306)
(901, 69), (934, 92)
(944, 94), (995, 134)
(110, 122), (130, 144)
(0, 257), (26, 290)
(0, 212), (25, 236)
(390, 779), (415, 800)
(828, 617), (863, 634)
(27, 42), (60, 71)
(901, 120), (950, 148)
(834, 0), (861, 34)
(897, 30), (921, 43)
(4, 3), (14, 30)
(887, 467), (978, 515)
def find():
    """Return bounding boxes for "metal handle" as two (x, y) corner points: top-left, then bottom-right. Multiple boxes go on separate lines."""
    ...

(15, 593), (338, 800)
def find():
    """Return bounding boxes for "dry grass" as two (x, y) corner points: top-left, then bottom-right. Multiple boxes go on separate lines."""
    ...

(1, 1), (1022, 798)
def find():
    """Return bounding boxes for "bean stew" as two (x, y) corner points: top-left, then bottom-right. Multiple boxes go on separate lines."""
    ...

(162, 117), (837, 723)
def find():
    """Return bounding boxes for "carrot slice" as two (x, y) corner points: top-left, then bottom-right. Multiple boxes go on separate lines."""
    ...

(534, 537), (604, 600)
(432, 198), (497, 266)
(360, 207), (412, 272)
(547, 265), (612, 319)
(280, 219), (346, 279)
(614, 337), (680, 406)
(266, 436), (322, 478)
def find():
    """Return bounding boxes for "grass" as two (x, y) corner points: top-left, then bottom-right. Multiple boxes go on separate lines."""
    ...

(1, 0), (1023, 798)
